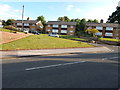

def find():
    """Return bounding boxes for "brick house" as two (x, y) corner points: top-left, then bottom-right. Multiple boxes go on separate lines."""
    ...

(46, 21), (77, 35)
(85, 23), (120, 39)
(13, 18), (43, 32)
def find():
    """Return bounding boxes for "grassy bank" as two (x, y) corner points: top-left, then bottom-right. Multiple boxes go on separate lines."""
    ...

(1, 34), (93, 50)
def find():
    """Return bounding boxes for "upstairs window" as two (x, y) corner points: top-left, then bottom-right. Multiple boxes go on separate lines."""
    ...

(96, 27), (103, 30)
(24, 23), (29, 26)
(17, 23), (22, 26)
(106, 27), (113, 31)
(61, 25), (67, 28)
(70, 25), (74, 28)
(53, 25), (58, 27)
(48, 25), (50, 27)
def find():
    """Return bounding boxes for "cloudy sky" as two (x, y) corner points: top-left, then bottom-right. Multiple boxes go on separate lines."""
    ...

(0, 0), (119, 22)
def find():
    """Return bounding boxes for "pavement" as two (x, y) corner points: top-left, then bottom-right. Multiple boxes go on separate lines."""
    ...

(1, 45), (112, 59)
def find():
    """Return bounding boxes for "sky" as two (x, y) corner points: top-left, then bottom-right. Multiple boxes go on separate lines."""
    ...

(0, 0), (119, 22)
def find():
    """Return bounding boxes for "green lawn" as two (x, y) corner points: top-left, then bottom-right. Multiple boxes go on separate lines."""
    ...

(1, 34), (94, 50)
(59, 35), (87, 41)
(100, 38), (120, 42)
(0, 28), (11, 32)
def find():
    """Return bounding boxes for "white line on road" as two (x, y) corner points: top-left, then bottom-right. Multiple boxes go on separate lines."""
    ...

(102, 57), (119, 60)
(25, 61), (86, 71)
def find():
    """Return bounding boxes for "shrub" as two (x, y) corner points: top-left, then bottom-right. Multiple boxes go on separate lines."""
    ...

(4, 25), (19, 32)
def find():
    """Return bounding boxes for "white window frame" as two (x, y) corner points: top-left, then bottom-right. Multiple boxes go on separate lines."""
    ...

(61, 25), (67, 28)
(53, 25), (58, 27)
(95, 32), (102, 36)
(70, 30), (73, 33)
(61, 30), (67, 33)
(47, 29), (50, 31)
(52, 29), (58, 33)
(24, 23), (29, 26)
(48, 25), (50, 27)
(32, 24), (35, 26)
(105, 33), (113, 36)
(70, 25), (74, 28)
(106, 27), (113, 31)
(17, 23), (22, 26)
(96, 27), (103, 30)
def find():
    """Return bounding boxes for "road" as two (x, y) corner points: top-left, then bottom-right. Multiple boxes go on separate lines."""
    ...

(2, 45), (120, 88)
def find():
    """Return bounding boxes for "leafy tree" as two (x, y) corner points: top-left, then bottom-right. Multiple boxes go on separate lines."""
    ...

(58, 17), (64, 21)
(93, 19), (99, 23)
(37, 16), (46, 33)
(5, 19), (15, 26)
(64, 16), (70, 22)
(87, 19), (93, 23)
(2, 20), (6, 26)
(107, 6), (120, 24)
(85, 28), (99, 37)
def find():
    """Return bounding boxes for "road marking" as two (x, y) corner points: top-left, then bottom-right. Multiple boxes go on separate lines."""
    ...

(25, 61), (86, 71)
(102, 57), (119, 60)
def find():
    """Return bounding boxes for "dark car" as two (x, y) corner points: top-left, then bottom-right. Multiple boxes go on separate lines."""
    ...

(31, 31), (40, 35)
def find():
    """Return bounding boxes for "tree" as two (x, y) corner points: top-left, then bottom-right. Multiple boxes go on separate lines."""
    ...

(64, 16), (70, 22)
(2, 20), (6, 26)
(5, 19), (15, 26)
(37, 16), (46, 33)
(85, 28), (99, 37)
(57, 17), (64, 21)
(107, 6), (120, 24)
(87, 19), (93, 23)
(93, 19), (99, 23)
(37, 15), (46, 24)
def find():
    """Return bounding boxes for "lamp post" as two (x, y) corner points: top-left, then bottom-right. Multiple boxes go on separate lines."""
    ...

(22, 5), (24, 30)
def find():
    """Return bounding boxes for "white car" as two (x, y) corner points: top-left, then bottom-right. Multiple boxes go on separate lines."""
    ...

(24, 30), (29, 33)
(48, 33), (59, 38)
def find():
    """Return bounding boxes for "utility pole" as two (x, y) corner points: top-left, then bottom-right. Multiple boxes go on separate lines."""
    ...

(22, 5), (24, 30)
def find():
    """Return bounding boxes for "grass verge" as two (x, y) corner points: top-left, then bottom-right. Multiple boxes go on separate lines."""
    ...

(100, 38), (120, 42)
(1, 34), (94, 50)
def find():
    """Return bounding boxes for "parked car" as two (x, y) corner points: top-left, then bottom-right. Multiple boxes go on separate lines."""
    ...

(48, 33), (59, 38)
(31, 31), (40, 35)
(24, 30), (29, 34)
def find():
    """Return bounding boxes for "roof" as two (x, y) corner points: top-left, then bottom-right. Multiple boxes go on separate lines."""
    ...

(86, 23), (120, 27)
(13, 20), (40, 24)
(46, 21), (77, 25)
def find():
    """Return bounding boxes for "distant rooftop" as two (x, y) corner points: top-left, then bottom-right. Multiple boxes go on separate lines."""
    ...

(46, 21), (77, 25)
(13, 20), (40, 24)
(86, 22), (120, 27)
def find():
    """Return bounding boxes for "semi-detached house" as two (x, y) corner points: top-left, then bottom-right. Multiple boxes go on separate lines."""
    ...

(13, 18), (43, 32)
(46, 21), (77, 35)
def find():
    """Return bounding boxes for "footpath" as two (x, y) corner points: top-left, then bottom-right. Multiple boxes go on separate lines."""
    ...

(1, 46), (112, 59)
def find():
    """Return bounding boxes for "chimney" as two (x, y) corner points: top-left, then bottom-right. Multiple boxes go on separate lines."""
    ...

(100, 19), (103, 23)
(27, 17), (30, 20)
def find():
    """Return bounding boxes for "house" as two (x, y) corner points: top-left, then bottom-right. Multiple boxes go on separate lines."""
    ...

(85, 22), (120, 39)
(0, 19), (3, 28)
(13, 17), (43, 32)
(46, 21), (77, 35)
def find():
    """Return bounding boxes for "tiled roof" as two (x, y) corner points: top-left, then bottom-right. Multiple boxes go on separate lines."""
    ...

(86, 23), (120, 27)
(46, 21), (77, 25)
(13, 20), (39, 24)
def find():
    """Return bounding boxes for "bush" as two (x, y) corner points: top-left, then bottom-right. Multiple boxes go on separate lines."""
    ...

(4, 25), (19, 32)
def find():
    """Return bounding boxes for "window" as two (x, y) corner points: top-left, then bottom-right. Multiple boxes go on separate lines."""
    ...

(88, 27), (92, 29)
(52, 29), (58, 33)
(61, 25), (67, 28)
(96, 27), (103, 30)
(31, 28), (35, 30)
(70, 26), (74, 28)
(53, 25), (58, 27)
(32, 24), (35, 26)
(17, 23), (21, 25)
(105, 33), (113, 36)
(95, 32), (102, 36)
(17, 28), (22, 30)
(48, 25), (50, 27)
(24, 28), (29, 31)
(24, 23), (29, 26)
(61, 30), (67, 33)
(106, 27), (113, 31)
(47, 29), (50, 31)
(70, 30), (73, 33)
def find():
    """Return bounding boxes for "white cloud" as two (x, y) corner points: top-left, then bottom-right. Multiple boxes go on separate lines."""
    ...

(85, 3), (117, 22)
(66, 5), (74, 11)
(75, 8), (81, 12)
(0, 4), (25, 20)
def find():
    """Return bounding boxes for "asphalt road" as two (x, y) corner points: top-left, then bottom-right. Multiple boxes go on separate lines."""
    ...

(2, 45), (120, 88)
